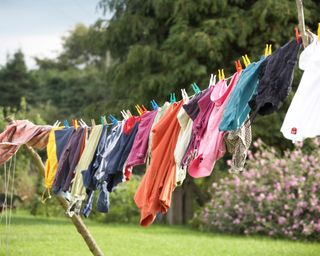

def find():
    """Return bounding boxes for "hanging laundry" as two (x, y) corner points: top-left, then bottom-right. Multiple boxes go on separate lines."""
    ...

(103, 116), (140, 192)
(52, 127), (87, 194)
(219, 58), (265, 131)
(189, 72), (240, 178)
(174, 90), (193, 186)
(126, 110), (157, 168)
(54, 127), (75, 161)
(224, 118), (252, 173)
(0, 120), (51, 166)
(145, 102), (171, 168)
(44, 126), (63, 189)
(249, 40), (301, 116)
(68, 125), (103, 216)
(182, 87), (214, 167)
(94, 123), (124, 185)
(134, 101), (183, 227)
(281, 34), (320, 142)
(82, 125), (109, 217)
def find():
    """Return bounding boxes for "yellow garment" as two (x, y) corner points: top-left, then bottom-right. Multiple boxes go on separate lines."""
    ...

(44, 127), (62, 189)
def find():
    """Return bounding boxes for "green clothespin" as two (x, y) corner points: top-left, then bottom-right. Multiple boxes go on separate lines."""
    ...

(192, 83), (201, 94)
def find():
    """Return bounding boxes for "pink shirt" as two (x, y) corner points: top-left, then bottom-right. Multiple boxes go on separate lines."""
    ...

(188, 72), (240, 178)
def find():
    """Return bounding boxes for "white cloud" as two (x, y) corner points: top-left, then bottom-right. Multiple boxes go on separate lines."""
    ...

(0, 34), (63, 69)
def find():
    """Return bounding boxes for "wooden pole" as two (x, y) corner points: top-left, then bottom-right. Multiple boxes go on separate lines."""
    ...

(24, 145), (105, 256)
(295, 0), (309, 47)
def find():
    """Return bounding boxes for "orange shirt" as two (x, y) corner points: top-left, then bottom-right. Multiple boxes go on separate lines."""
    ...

(134, 101), (183, 226)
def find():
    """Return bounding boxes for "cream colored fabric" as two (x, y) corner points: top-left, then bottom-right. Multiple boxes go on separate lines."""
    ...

(68, 125), (103, 215)
(174, 90), (193, 186)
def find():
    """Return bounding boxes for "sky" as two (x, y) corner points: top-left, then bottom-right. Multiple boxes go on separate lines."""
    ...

(0, 0), (110, 68)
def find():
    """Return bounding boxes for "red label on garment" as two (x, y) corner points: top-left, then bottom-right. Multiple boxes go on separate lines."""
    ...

(291, 127), (297, 134)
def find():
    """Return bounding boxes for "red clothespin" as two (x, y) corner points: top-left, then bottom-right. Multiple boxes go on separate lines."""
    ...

(295, 27), (301, 43)
(235, 60), (242, 73)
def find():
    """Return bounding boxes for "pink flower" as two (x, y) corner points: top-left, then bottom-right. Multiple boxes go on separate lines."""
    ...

(278, 216), (286, 225)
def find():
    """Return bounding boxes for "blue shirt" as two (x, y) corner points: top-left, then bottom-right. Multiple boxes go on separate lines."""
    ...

(219, 58), (265, 131)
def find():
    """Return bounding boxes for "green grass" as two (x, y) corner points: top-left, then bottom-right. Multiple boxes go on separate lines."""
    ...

(0, 212), (319, 256)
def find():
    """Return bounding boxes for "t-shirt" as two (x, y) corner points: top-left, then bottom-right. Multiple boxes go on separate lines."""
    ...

(134, 101), (183, 227)
(189, 72), (240, 178)
(126, 111), (157, 168)
(281, 35), (320, 142)
(219, 59), (264, 131)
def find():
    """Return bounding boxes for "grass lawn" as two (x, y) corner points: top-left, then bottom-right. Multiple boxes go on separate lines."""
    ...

(0, 212), (319, 256)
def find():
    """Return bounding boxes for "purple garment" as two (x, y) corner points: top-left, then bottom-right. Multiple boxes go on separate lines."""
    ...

(182, 87), (215, 165)
(126, 111), (157, 168)
(183, 90), (206, 121)
(52, 127), (87, 194)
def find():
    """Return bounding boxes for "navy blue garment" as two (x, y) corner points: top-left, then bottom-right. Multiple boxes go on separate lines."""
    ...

(96, 181), (109, 213)
(183, 90), (206, 121)
(82, 125), (108, 217)
(54, 127), (75, 160)
(52, 127), (86, 194)
(249, 40), (301, 117)
(104, 122), (139, 192)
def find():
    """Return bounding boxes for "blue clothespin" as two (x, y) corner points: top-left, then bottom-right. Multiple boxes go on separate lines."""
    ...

(172, 93), (176, 102)
(170, 93), (176, 103)
(192, 83), (201, 94)
(63, 120), (70, 128)
(150, 99), (159, 110)
(108, 114), (118, 125)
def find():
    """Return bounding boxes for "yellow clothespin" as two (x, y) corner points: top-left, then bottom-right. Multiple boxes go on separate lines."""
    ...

(318, 22), (320, 41)
(218, 69), (221, 80)
(268, 44), (272, 55)
(74, 119), (79, 129)
(221, 69), (225, 80)
(264, 44), (269, 57)
(135, 105), (142, 115)
(245, 54), (250, 65)
(242, 56), (248, 67)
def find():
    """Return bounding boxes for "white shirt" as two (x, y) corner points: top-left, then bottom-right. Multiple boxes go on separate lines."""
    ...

(281, 35), (320, 142)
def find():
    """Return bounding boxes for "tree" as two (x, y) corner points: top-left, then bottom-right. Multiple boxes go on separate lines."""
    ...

(0, 51), (38, 108)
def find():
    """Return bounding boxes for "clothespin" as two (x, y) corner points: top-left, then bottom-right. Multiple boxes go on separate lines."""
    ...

(242, 55), (251, 67)
(318, 23), (320, 42)
(218, 69), (225, 80)
(235, 60), (242, 72)
(91, 119), (96, 127)
(142, 105), (147, 112)
(172, 93), (176, 103)
(264, 44), (269, 57)
(193, 83), (201, 94)
(208, 74), (216, 87)
(74, 119), (79, 129)
(268, 44), (272, 55)
(135, 105), (143, 115)
(150, 99), (159, 110)
(63, 120), (70, 128)
(295, 27), (302, 43)
(108, 115), (118, 125)
(100, 116), (104, 125)
(169, 93), (176, 103)
(126, 110), (133, 117)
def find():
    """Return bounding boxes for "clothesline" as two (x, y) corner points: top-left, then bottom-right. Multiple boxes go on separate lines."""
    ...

(0, 27), (319, 228)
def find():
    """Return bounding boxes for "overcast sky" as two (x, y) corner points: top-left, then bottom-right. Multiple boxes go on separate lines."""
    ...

(0, 0), (110, 68)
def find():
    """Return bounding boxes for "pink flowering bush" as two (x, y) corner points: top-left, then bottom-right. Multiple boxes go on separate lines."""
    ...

(194, 139), (320, 240)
